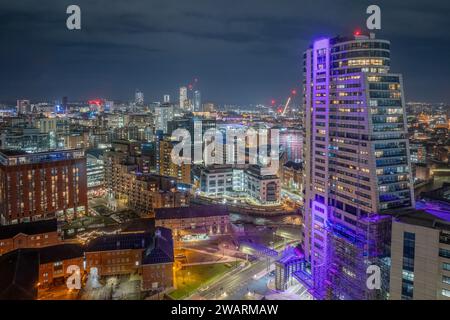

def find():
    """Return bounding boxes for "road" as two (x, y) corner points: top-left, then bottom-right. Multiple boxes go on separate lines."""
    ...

(193, 257), (274, 300)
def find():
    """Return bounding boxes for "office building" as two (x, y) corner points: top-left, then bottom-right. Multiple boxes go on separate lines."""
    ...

(244, 165), (281, 205)
(200, 165), (234, 196)
(389, 207), (450, 300)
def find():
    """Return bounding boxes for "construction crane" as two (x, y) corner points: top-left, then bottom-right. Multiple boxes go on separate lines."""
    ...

(281, 89), (297, 116)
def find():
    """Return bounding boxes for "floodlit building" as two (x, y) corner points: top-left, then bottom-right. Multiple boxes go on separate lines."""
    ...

(301, 33), (414, 300)
(244, 165), (281, 205)
(0, 149), (88, 225)
(155, 205), (229, 240)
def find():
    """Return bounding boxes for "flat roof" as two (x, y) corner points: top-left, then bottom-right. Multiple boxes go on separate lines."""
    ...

(392, 207), (450, 231)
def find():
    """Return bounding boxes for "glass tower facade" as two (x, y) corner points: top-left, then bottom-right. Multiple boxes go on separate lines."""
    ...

(301, 33), (415, 300)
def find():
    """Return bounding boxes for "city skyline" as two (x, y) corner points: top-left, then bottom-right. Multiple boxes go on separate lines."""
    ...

(1, 0), (450, 105)
(0, 1), (449, 305)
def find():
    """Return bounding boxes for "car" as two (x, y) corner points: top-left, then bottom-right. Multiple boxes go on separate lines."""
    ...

(199, 286), (210, 292)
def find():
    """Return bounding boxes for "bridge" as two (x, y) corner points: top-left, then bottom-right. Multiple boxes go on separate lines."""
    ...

(239, 241), (279, 258)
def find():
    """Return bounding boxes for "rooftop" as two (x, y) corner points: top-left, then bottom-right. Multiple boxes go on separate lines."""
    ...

(391, 205), (450, 231)
(85, 232), (153, 252)
(39, 244), (84, 264)
(0, 219), (58, 240)
(142, 227), (174, 265)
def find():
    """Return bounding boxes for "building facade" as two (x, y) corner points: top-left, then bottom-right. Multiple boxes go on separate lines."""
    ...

(390, 209), (450, 300)
(155, 205), (229, 240)
(244, 165), (281, 205)
(0, 149), (88, 225)
(157, 135), (191, 185)
(301, 33), (414, 300)
(0, 219), (60, 255)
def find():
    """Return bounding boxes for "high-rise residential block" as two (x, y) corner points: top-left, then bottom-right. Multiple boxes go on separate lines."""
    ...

(301, 33), (414, 300)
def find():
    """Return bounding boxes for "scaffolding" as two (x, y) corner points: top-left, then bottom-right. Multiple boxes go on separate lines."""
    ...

(325, 215), (391, 300)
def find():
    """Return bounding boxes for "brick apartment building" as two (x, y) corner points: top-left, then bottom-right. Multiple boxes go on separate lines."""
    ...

(0, 149), (88, 225)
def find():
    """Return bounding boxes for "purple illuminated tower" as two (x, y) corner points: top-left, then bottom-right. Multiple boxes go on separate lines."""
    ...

(301, 33), (414, 300)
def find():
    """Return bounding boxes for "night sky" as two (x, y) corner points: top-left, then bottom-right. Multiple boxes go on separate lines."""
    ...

(1, 0), (449, 105)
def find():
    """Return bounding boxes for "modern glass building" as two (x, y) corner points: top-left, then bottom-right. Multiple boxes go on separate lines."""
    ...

(300, 33), (415, 300)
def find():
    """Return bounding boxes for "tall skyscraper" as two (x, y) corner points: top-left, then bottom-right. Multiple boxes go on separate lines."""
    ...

(301, 33), (414, 300)
(194, 90), (201, 112)
(135, 89), (144, 106)
(163, 95), (170, 103)
(179, 86), (188, 110)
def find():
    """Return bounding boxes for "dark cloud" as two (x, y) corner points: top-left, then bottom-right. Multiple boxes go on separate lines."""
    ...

(0, 0), (449, 104)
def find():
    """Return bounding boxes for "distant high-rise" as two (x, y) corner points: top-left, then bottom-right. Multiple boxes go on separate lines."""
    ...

(135, 89), (144, 106)
(194, 90), (202, 112)
(179, 87), (188, 110)
(163, 95), (170, 103)
(16, 100), (31, 115)
(156, 135), (191, 184)
(301, 33), (414, 300)
(155, 105), (174, 134)
(61, 96), (68, 113)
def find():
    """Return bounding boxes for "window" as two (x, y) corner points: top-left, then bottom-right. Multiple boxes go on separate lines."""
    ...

(402, 282), (414, 300)
(439, 248), (450, 259)
(401, 232), (415, 300)
(443, 275), (450, 285)
(442, 289), (450, 298)
(443, 263), (450, 271)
